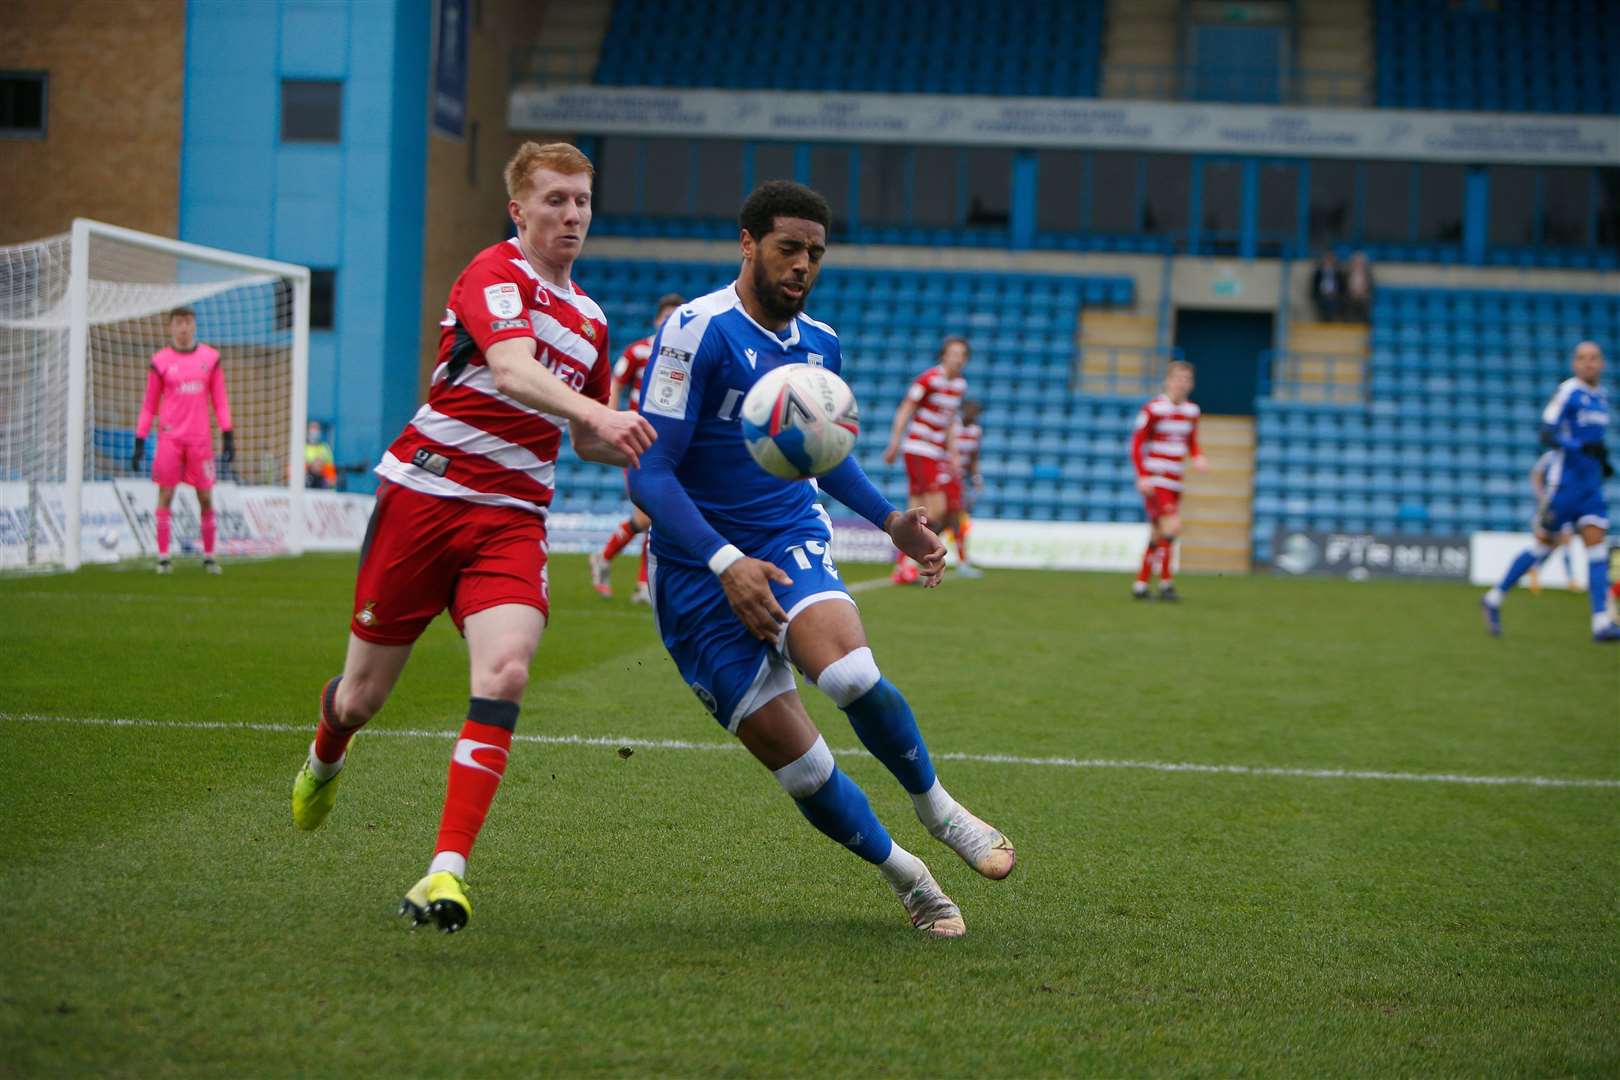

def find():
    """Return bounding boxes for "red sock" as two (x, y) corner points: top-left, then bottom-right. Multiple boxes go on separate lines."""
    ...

(433, 699), (519, 862)
(955, 526), (969, 565)
(155, 507), (172, 556)
(200, 509), (217, 555)
(637, 541), (649, 586)
(1137, 540), (1157, 583)
(312, 676), (360, 764)
(1158, 540), (1175, 584)
(601, 519), (636, 561)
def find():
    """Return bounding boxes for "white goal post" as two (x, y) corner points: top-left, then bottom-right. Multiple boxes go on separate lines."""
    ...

(1, 219), (310, 570)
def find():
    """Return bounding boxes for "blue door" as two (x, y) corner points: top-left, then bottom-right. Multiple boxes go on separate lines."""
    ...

(1173, 309), (1274, 415)
(1190, 24), (1284, 104)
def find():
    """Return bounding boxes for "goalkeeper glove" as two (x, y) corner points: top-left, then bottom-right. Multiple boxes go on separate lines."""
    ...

(221, 430), (235, 465)
(130, 437), (145, 472)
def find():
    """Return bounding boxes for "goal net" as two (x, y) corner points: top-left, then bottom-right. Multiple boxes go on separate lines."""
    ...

(0, 220), (309, 570)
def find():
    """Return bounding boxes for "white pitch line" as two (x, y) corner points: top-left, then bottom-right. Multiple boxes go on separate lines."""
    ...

(2, 712), (1616, 791)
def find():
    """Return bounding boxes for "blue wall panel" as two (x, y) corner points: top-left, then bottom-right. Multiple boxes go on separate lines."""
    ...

(181, 0), (430, 492)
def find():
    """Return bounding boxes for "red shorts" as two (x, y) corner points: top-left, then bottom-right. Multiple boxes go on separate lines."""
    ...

(1142, 486), (1181, 521)
(904, 452), (950, 497)
(350, 482), (550, 645)
(941, 471), (964, 514)
(152, 438), (215, 490)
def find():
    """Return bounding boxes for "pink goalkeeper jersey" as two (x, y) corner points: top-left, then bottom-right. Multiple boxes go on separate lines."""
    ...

(136, 345), (233, 443)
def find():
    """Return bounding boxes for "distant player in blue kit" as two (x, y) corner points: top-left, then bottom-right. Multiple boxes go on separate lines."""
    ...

(627, 181), (1015, 938)
(1482, 341), (1619, 642)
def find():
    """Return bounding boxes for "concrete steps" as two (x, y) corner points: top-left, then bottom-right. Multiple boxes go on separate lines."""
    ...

(1078, 311), (1159, 394)
(1270, 321), (1368, 404)
(1178, 415), (1253, 574)
(525, 0), (615, 82)
(1297, 0), (1372, 106)
(1100, 0), (1179, 100)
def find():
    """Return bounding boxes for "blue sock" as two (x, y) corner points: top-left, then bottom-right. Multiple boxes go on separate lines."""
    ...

(1588, 551), (1610, 618)
(1494, 546), (1543, 596)
(844, 678), (937, 795)
(795, 766), (893, 865)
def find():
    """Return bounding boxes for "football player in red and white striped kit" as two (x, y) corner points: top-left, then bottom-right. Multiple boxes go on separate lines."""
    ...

(288, 142), (656, 933)
(883, 337), (968, 584)
(590, 292), (684, 604)
(939, 398), (984, 577)
(1130, 361), (1206, 601)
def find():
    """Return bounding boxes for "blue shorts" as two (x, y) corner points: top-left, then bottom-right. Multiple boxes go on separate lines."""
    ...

(1539, 485), (1609, 534)
(649, 528), (855, 732)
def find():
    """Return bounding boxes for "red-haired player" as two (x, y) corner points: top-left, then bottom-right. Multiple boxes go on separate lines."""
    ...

(590, 291), (683, 604)
(1130, 361), (1206, 601)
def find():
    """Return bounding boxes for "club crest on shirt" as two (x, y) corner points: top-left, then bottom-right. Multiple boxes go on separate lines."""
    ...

(580, 320), (598, 342)
(484, 283), (522, 319)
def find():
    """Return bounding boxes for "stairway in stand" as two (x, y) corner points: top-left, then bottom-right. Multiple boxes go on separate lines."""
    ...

(1177, 415), (1254, 575)
(1271, 322), (1369, 404)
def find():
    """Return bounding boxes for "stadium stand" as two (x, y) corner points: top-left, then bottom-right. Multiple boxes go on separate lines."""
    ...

(593, 0), (1105, 98)
(1374, 0), (1620, 114)
(553, 260), (1139, 522)
(1252, 286), (1620, 562)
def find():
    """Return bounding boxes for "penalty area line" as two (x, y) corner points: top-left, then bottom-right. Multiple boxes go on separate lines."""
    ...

(2, 712), (1617, 791)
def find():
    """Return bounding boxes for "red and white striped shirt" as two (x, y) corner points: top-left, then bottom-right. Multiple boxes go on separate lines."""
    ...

(376, 238), (611, 516)
(901, 365), (966, 461)
(611, 334), (654, 411)
(954, 421), (981, 474)
(1130, 395), (1201, 492)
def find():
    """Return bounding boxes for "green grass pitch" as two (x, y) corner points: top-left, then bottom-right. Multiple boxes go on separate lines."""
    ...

(2, 554), (1616, 1076)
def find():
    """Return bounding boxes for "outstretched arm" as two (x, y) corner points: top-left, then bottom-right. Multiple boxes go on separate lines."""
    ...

(820, 456), (945, 586)
(485, 338), (654, 466)
(883, 396), (919, 463)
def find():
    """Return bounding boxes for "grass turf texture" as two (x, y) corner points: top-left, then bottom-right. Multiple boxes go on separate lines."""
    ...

(1, 554), (1616, 1076)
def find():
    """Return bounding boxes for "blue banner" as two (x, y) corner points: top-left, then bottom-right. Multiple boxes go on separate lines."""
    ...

(433, 0), (468, 138)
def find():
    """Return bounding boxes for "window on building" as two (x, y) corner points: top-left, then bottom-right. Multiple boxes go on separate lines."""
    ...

(1, 71), (47, 138)
(1598, 168), (1620, 250)
(1415, 164), (1465, 245)
(809, 146), (853, 233)
(1035, 150), (1084, 234)
(1142, 154), (1191, 238)
(1362, 161), (1413, 244)
(963, 148), (1013, 227)
(1488, 165), (1537, 247)
(1255, 161), (1299, 255)
(595, 137), (641, 215)
(1307, 159), (1356, 250)
(1541, 167), (1591, 248)
(754, 142), (796, 186)
(641, 138), (691, 216)
(281, 81), (342, 143)
(1091, 152), (1138, 235)
(693, 140), (746, 223)
(310, 269), (336, 331)
(858, 145), (911, 228)
(1201, 160), (1243, 244)
(912, 146), (959, 227)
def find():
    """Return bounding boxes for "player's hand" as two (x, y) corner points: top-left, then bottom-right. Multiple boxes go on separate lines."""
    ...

(719, 558), (793, 641)
(1136, 476), (1154, 497)
(1192, 454), (1208, 473)
(881, 443), (899, 465)
(586, 404), (656, 468)
(129, 437), (145, 472)
(221, 430), (235, 465)
(886, 507), (946, 588)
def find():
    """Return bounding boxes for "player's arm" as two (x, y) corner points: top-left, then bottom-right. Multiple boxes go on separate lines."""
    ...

(1539, 385), (1583, 452)
(628, 334), (792, 641)
(208, 354), (236, 464)
(821, 455), (946, 587)
(1129, 409), (1154, 494)
(882, 382), (924, 463)
(132, 362), (162, 468)
(607, 347), (633, 411)
(485, 338), (653, 466)
(1188, 416), (1207, 472)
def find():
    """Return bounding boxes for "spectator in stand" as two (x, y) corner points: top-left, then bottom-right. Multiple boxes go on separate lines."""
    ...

(1345, 251), (1375, 322)
(305, 420), (337, 489)
(1310, 250), (1344, 323)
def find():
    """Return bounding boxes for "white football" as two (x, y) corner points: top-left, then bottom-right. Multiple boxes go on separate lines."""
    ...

(740, 363), (861, 480)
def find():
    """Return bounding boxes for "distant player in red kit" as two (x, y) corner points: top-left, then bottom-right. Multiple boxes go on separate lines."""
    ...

(883, 337), (968, 584)
(590, 291), (684, 604)
(939, 398), (983, 578)
(1131, 360), (1206, 601)
(288, 142), (656, 933)
(130, 306), (234, 574)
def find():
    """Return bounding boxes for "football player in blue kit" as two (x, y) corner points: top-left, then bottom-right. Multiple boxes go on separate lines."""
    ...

(627, 181), (1015, 938)
(1483, 341), (1619, 642)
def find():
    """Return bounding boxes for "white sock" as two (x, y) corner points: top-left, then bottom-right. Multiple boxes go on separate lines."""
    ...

(428, 851), (467, 878)
(912, 779), (959, 834)
(877, 842), (927, 891)
(307, 741), (343, 781)
(1484, 587), (1504, 607)
(1593, 613), (1612, 633)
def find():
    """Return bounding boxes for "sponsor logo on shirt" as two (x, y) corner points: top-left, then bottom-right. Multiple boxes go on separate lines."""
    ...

(807, 353), (824, 367)
(411, 448), (450, 477)
(658, 345), (692, 363)
(490, 318), (528, 332)
(484, 283), (522, 319)
(533, 285), (550, 306)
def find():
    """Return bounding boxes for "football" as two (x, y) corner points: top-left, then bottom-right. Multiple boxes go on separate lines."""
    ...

(740, 363), (861, 480)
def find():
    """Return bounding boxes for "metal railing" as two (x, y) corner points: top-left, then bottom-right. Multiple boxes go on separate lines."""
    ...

(1075, 345), (1184, 399)
(1104, 65), (1371, 108)
(1257, 349), (1366, 405)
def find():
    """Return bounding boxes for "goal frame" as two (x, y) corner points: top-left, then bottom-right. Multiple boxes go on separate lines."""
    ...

(60, 218), (311, 570)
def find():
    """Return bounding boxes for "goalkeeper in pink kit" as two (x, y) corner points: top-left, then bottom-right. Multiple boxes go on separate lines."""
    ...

(130, 306), (235, 573)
